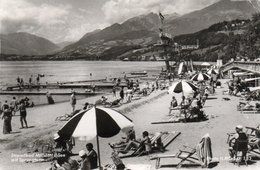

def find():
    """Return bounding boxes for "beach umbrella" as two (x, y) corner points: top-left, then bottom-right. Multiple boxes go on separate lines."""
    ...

(191, 72), (211, 81)
(57, 107), (134, 169)
(201, 62), (211, 66)
(168, 80), (198, 96)
(206, 68), (217, 75)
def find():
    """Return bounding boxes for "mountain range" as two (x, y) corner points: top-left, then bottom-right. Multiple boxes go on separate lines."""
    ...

(0, 0), (259, 58)
(0, 32), (60, 55)
(59, 0), (258, 59)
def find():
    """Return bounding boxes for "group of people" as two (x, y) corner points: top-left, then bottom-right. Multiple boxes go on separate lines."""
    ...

(1, 97), (29, 134)
(168, 87), (209, 121)
(51, 139), (98, 170)
(228, 77), (249, 96)
(16, 74), (41, 88)
(109, 129), (152, 156)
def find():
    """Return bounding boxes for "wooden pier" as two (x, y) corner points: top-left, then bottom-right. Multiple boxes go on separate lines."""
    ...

(3, 82), (127, 91)
(1, 74), (148, 92)
(0, 91), (104, 96)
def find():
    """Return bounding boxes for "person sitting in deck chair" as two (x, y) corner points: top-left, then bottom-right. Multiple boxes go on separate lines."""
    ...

(117, 131), (151, 154)
(169, 96), (178, 115)
(238, 101), (255, 111)
(109, 128), (136, 149)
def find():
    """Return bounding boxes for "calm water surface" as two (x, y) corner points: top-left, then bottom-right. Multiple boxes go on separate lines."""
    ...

(0, 61), (165, 105)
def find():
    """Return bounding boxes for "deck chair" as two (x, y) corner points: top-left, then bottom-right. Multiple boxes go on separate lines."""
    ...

(241, 110), (260, 114)
(120, 131), (181, 158)
(151, 133), (212, 169)
(245, 126), (260, 158)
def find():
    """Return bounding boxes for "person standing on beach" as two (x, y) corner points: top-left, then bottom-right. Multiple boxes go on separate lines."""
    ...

(16, 76), (20, 85)
(120, 88), (124, 101)
(19, 102), (28, 128)
(112, 86), (116, 97)
(70, 91), (76, 113)
(10, 97), (18, 116)
(29, 75), (33, 86)
(46, 91), (55, 104)
(20, 78), (24, 87)
(2, 106), (12, 134)
(36, 75), (40, 84)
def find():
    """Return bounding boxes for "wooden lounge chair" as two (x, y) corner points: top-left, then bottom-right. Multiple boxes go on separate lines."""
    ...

(120, 131), (181, 158)
(241, 110), (260, 114)
(151, 133), (212, 169)
(245, 126), (260, 158)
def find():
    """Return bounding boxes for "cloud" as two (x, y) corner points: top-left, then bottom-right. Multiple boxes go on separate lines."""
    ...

(102, 0), (220, 24)
(0, 0), (108, 43)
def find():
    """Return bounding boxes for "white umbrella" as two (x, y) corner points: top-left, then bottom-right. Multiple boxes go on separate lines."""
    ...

(191, 73), (211, 81)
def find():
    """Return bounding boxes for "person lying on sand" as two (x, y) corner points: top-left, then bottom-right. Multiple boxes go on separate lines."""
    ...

(95, 96), (109, 105)
(238, 102), (260, 111)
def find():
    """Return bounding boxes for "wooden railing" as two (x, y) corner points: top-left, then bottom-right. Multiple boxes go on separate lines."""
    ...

(221, 61), (260, 74)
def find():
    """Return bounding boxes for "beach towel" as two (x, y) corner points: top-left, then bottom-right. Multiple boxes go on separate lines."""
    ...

(196, 133), (212, 167)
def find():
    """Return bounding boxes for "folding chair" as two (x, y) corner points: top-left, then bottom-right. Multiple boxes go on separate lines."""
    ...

(151, 133), (212, 169)
(119, 131), (181, 158)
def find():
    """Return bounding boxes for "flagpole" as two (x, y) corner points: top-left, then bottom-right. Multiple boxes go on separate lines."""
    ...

(94, 106), (102, 170)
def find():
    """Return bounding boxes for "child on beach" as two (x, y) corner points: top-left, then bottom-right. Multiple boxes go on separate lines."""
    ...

(70, 91), (76, 113)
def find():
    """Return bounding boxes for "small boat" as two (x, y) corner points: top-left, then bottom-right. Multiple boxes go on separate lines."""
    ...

(130, 71), (147, 75)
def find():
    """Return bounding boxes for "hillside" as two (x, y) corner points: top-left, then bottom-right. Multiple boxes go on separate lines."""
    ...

(1, 0), (259, 60)
(165, 0), (258, 35)
(173, 15), (260, 62)
(58, 0), (257, 60)
(0, 32), (60, 55)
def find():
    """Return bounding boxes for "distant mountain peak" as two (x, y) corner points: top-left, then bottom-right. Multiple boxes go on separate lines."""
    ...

(1, 32), (60, 55)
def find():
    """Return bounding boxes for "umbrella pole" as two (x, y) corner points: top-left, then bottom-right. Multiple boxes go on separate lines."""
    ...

(94, 105), (102, 170)
(96, 135), (102, 170)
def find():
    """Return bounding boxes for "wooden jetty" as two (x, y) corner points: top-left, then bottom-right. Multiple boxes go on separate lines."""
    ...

(1, 74), (148, 92)
(3, 83), (127, 91)
(0, 91), (104, 96)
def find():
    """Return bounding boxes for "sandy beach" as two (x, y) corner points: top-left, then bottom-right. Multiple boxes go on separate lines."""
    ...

(1, 79), (260, 170)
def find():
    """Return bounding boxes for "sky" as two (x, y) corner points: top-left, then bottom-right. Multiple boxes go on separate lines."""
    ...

(1, 0), (251, 43)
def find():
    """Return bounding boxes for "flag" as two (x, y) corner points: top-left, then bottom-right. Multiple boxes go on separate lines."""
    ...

(159, 12), (165, 23)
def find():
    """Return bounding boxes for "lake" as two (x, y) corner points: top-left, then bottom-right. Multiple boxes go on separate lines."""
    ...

(0, 61), (165, 105)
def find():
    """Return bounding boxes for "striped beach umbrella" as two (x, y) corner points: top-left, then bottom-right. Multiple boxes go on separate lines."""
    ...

(57, 107), (134, 169)
(191, 73), (211, 81)
(207, 68), (218, 75)
(168, 80), (198, 95)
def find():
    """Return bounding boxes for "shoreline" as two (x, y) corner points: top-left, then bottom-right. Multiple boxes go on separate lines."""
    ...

(0, 87), (168, 170)
(1, 79), (260, 170)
